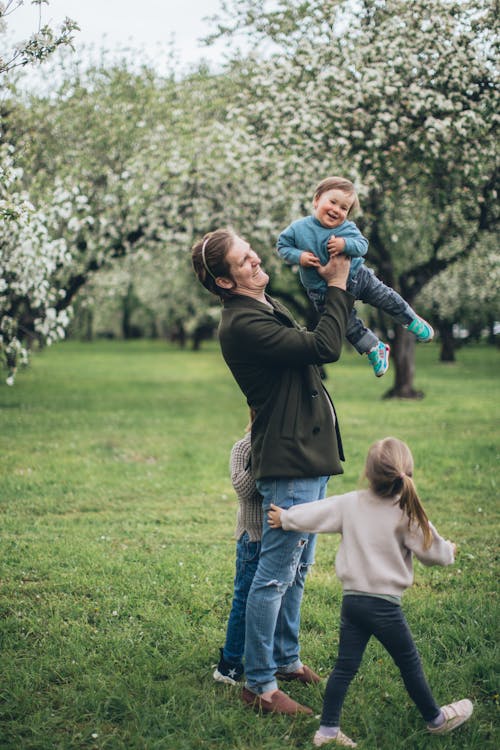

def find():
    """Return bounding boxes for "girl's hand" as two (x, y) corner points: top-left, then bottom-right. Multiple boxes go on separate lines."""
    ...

(450, 542), (457, 556)
(268, 503), (283, 528)
(327, 235), (346, 255)
(300, 251), (321, 268)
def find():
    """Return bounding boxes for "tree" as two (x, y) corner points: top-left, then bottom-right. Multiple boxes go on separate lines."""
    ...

(0, 145), (91, 382)
(4, 0), (497, 383)
(212, 0), (499, 396)
(0, 0), (78, 383)
(0, 0), (78, 75)
(418, 239), (500, 361)
(5, 54), (260, 346)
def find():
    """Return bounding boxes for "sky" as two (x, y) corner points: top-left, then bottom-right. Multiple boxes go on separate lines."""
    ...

(5, 0), (233, 74)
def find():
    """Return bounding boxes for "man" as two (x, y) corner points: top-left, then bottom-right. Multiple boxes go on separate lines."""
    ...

(192, 228), (353, 714)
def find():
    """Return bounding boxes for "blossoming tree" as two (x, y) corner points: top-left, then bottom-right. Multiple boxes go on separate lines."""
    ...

(2, 0), (497, 388)
(0, 0), (78, 383)
(213, 0), (499, 396)
(7, 50), (286, 347)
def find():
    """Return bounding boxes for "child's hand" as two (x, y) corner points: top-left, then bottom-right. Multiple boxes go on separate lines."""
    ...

(300, 251), (321, 268)
(450, 542), (457, 556)
(268, 503), (283, 528)
(327, 235), (346, 255)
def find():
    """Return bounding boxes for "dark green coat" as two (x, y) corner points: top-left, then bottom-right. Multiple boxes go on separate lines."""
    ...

(218, 286), (354, 480)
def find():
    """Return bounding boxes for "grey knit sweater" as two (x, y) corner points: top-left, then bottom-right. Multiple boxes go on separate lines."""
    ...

(231, 432), (263, 542)
(279, 489), (455, 599)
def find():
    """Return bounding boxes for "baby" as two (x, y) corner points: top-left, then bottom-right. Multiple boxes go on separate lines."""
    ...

(277, 176), (434, 376)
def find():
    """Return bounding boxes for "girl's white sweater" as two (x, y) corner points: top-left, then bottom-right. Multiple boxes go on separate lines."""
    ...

(279, 489), (455, 598)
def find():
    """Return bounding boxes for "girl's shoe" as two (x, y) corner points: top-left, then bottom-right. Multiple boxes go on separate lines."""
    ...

(406, 315), (434, 342)
(427, 699), (473, 734)
(313, 729), (357, 747)
(367, 342), (390, 377)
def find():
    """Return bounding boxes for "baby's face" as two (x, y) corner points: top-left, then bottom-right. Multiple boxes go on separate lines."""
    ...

(313, 188), (354, 228)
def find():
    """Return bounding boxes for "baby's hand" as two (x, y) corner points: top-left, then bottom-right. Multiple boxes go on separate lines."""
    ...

(300, 251), (321, 268)
(268, 503), (283, 528)
(327, 235), (346, 255)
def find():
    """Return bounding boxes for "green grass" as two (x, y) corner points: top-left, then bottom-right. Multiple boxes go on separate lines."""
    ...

(0, 340), (498, 749)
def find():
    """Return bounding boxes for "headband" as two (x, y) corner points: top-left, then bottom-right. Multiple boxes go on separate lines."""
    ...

(201, 238), (217, 281)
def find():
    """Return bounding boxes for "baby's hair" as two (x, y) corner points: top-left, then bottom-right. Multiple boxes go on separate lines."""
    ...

(364, 437), (433, 549)
(313, 176), (360, 215)
(192, 227), (237, 300)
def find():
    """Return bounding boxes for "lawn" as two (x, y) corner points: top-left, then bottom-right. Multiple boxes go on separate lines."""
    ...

(0, 340), (498, 749)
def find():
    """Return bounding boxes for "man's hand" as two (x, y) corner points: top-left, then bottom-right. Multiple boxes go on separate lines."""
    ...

(299, 251), (321, 268)
(317, 252), (351, 290)
(327, 235), (346, 256)
(268, 503), (283, 528)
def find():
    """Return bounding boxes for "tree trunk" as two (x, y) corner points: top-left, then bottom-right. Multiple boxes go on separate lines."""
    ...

(383, 326), (423, 399)
(122, 283), (137, 339)
(83, 307), (94, 341)
(487, 316), (498, 346)
(437, 320), (456, 362)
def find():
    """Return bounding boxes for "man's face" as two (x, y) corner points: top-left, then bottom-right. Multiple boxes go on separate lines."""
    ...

(223, 235), (269, 297)
(313, 188), (354, 229)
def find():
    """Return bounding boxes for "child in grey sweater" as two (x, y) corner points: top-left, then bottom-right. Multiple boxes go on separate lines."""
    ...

(268, 437), (473, 747)
(213, 410), (262, 685)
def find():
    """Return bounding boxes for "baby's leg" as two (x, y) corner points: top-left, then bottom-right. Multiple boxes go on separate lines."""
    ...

(346, 309), (378, 354)
(354, 266), (414, 325)
(354, 266), (434, 341)
(346, 309), (390, 378)
(307, 288), (326, 315)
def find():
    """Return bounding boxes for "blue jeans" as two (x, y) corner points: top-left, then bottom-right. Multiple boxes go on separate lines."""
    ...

(222, 532), (261, 665)
(308, 265), (416, 355)
(347, 266), (416, 353)
(244, 475), (329, 694)
(321, 595), (441, 726)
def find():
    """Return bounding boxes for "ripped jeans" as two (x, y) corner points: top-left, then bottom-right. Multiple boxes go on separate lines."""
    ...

(244, 475), (329, 694)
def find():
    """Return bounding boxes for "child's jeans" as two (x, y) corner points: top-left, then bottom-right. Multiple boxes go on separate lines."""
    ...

(321, 595), (441, 726)
(222, 532), (260, 665)
(308, 265), (416, 355)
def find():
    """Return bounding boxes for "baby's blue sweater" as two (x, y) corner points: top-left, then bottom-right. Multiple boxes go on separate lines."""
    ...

(277, 215), (368, 292)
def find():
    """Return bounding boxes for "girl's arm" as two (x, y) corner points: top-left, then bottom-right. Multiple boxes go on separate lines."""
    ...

(268, 496), (343, 533)
(405, 521), (456, 566)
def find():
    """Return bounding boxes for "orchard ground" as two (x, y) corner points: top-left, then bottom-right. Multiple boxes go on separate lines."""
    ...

(0, 340), (498, 749)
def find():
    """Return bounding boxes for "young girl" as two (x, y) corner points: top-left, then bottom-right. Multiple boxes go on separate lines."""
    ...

(268, 437), (473, 747)
(277, 177), (434, 377)
(213, 410), (262, 685)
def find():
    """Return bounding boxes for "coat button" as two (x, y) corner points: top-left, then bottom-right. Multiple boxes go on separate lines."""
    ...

(312, 426), (320, 434)
(311, 390), (319, 398)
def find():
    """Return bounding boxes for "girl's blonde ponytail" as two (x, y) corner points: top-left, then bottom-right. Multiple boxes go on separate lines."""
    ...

(365, 437), (432, 549)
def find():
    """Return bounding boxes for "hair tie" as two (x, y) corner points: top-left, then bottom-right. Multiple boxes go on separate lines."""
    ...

(201, 238), (217, 281)
(399, 472), (405, 479)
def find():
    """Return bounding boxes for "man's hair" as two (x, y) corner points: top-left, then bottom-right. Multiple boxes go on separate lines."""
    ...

(192, 228), (237, 300)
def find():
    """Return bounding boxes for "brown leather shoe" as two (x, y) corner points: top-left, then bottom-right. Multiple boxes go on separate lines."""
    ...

(275, 664), (321, 685)
(241, 687), (313, 715)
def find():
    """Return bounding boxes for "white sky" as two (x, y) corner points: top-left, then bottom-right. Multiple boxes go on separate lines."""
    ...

(5, 0), (233, 74)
